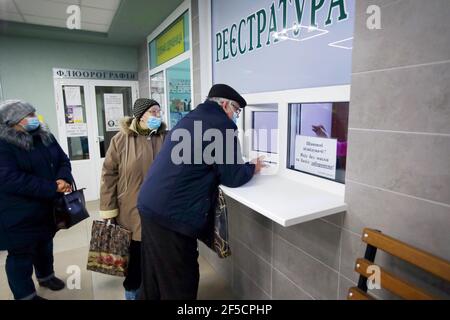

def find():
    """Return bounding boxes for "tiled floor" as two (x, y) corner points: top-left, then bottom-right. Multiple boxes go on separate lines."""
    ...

(0, 201), (234, 300)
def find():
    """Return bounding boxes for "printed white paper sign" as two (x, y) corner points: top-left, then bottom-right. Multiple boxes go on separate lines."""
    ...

(64, 86), (82, 106)
(66, 123), (88, 137)
(104, 94), (124, 132)
(294, 135), (337, 180)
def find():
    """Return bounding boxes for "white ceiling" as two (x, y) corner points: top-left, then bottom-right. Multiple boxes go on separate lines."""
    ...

(0, 0), (121, 33)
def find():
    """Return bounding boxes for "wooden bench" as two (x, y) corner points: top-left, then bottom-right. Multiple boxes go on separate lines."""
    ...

(347, 228), (450, 300)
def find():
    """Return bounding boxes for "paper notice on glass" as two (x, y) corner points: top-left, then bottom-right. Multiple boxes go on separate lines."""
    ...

(104, 94), (124, 132)
(65, 107), (74, 124)
(66, 123), (88, 137)
(64, 86), (82, 106)
(73, 106), (84, 123)
(294, 135), (337, 180)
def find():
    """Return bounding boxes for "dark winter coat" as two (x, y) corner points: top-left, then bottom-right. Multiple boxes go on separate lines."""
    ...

(137, 100), (255, 239)
(0, 124), (73, 250)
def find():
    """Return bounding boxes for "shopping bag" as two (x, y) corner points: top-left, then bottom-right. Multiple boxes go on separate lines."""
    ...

(201, 188), (232, 259)
(86, 220), (132, 277)
(53, 182), (89, 230)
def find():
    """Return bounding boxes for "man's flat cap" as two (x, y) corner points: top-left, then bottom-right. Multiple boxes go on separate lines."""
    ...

(207, 84), (247, 108)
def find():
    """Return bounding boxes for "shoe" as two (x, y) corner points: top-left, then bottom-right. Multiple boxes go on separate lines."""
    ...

(39, 277), (65, 291)
(32, 295), (47, 300)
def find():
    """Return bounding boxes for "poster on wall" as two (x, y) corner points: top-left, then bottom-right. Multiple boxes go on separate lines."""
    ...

(211, 0), (355, 94)
(64, 86), (82, 106)
(65, 106), (84, 124)
(104, 94), (124, 132)
(168, 78), (191, 128)
(72, 106), (84, 123)
(66, 123), (88, 137)
(166, 59), (192, 128)
(294, 135), (337, 180)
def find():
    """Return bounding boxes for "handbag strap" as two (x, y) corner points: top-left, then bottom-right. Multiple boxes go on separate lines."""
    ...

(105, 218), (118, 226)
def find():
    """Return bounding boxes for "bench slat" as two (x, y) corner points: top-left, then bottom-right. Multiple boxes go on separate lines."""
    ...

(355, 258), (436, 300)
(362, 228), (450, 282)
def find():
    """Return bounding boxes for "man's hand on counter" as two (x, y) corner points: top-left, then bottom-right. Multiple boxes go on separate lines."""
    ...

(251, 156), (267, 175)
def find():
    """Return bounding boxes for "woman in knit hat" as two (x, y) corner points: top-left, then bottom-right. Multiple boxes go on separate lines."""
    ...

(99, 98), (167, 300)
(0, 100), (73, 300)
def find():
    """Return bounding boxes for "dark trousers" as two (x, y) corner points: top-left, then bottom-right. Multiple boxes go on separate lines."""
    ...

(123, 240), (141, 291)
(139, 215), (199, 300)
(5, 239), (54, 300)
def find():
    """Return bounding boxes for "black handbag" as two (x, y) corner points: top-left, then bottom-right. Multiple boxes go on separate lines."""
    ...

(53, 182), (90, 230)
(201, 188), (231, 259)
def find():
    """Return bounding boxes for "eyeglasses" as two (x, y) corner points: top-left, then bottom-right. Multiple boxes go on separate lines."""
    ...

(147, 108), (163, 116)
(230, 102), (242, 116)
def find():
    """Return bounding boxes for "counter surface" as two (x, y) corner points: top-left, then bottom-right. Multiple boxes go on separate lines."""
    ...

(220, 174), (347, 227)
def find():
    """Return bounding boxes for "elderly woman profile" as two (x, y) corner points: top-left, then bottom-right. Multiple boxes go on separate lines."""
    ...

(0, 100), (73, 300)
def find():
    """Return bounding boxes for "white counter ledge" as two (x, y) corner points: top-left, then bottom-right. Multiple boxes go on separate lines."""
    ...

(220, 174), (347, 227)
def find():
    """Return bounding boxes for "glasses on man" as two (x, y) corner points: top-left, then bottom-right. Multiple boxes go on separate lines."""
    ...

(230, 102), (242, 117)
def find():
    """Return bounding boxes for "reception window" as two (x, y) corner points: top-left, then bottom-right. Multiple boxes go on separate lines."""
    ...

(252, 111), (278, 154)
(287, 102), (349, 184)
(243, 104), (278, 165)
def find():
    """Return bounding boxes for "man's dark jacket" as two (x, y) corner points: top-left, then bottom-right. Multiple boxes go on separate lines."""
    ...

(137, 100), (255, 239)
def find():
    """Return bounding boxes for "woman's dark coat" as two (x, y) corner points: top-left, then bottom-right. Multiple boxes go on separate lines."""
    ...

(0, 124), (73, 250)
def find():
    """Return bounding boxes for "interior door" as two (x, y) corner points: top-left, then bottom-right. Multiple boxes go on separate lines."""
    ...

(90, 81), (138, 194)
(55, 80), (99, 201)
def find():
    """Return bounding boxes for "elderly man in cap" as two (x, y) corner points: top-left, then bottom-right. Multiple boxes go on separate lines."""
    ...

(0, 100), (73, 300)
(137, 84), (264, 300)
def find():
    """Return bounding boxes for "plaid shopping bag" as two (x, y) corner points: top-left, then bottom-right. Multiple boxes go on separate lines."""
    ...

(87, 220), (132, 277)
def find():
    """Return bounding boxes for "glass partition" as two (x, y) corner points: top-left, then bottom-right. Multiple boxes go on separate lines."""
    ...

(150, 71), (165, 110)
(94, 86), (133, 158)
(166, 59), (191, 128)
(252, 111), (278, 154)
(288, 102), (349, 183)
(63, 85), (89, 161)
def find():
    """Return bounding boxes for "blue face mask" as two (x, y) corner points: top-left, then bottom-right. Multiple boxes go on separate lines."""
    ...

(147, 116), (162, 130)
(232, 112), (239, 124)
(22, 117), (40, 132)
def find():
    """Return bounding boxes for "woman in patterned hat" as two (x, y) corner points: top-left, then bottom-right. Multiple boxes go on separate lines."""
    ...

(99, 98), (167, 300)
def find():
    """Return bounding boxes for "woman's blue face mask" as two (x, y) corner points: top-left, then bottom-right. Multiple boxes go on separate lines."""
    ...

(22, 117), (40, 132)
(147, 116), (162, 130)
